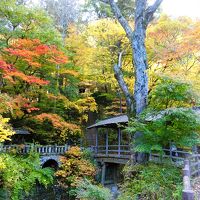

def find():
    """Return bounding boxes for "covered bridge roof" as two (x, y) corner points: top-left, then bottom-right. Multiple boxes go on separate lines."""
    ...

(87, 115), (128, 129)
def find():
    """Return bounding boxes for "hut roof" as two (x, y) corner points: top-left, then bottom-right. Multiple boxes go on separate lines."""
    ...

(87, 107), (200, 129)
(87, 115), (128, 129)
(14, 129), (30, 135)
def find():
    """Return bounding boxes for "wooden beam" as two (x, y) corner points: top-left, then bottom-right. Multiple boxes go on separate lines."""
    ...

(118, 128), (121, 157)
(95, 128), (98, 154)
(101, 162), (106, 185)
(106, 129), (108, 156)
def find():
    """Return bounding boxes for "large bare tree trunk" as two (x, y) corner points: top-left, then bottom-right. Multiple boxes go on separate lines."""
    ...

(101, 0), (163, 162)
(133, 0), (148, 115)
(103, 0), (163, 115)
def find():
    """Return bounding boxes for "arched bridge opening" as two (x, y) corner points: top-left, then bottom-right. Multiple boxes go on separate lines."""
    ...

(42, 159), (59, 170)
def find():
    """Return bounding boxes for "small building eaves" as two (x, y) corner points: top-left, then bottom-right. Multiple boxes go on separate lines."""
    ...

(14, 129), (30, 135)
(87, 115), (128, 129)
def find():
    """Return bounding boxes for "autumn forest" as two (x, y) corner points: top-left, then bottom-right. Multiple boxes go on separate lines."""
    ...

(0, 0), (200, 200)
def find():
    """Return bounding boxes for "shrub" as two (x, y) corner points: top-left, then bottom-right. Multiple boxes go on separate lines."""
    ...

(55, 146), (96, 196)
(76, 179), (112, 200)
(0, 152), (54, 200)
(127, 108), (200, 153)
(118, 163), (182, 200)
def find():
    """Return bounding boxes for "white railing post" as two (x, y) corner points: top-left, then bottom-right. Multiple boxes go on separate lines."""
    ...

(149, 149), (152, 161)
(64, 144), (68, 152)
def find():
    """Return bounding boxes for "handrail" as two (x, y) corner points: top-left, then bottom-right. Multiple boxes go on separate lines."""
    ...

(188, 154), (200, 177)
(91, 145), (131, 157)
(0, 144), (69, 155)
(182, 154), (200, 200)
(149, 148), (192, 165)
(182, 159), (195, 200)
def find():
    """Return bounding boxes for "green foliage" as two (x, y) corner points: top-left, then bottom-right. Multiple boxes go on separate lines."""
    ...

(118, 163), (182, 200)
(0, 0), (62, 48)
(127, 108), (200, 153)
(126, 78), (200, 153)
(149, 77), (197, 110)
(83, 0), (135, 19)
(76, 179), (112, 200)
(0, 0), (97, 145)
(82, 148), (97, 166)
(0, 152), (54, 200)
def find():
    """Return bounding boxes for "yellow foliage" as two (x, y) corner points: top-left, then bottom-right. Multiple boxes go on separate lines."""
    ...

(55, 146), (96, 189)
(0, 115), (15, 142)
(0, 157), (6, 170)
(66, 19), (133, 93)
(33, 113), (82, 141)
(75, 97), (97, 122)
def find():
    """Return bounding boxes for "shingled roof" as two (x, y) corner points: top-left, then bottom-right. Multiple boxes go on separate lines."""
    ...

(87, 115), (128, 129)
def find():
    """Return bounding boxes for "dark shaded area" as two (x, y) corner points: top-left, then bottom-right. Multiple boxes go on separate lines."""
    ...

(42, 159), (58, 170)
(25, 185), (69, 200)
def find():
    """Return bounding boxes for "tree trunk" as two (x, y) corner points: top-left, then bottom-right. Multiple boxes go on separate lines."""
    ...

(132, 1), (148, 115)
(101, 0), (163, 163)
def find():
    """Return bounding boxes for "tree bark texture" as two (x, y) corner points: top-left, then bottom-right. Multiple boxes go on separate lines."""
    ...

(133, 0), (148, 115)
(114, 51), (134, 115)
(103, 0), (163, 116)
(102, 0), (163, 163)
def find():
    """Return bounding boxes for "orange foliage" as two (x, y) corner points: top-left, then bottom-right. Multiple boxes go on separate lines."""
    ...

(0, 60), (49, 86)
(7, 70), (49, 85)
(10, 95), (40, 117)
(33, 113), (81, 134)
(0, 39), (68, 86)
(5, 39), (68, 67)
(55, 146), (96, 189)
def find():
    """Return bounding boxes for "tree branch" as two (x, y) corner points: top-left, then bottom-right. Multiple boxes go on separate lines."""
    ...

(145, 0), (163, 25)
(114, 51), (132, 108)
(100, 0), (133, 40)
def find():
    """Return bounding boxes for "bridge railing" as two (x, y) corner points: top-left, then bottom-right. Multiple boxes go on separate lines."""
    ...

(149, 148), (192, 166)
(91, 145), (131, 157)
(0, 144), (69, 155)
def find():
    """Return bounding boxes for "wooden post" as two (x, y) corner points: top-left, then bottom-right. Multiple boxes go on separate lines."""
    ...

(101, 162), (106, 185)
(64, 144), (68, 152)
(182, 159), (194, 200)
(198, 155), (200, 176)
(106, 129), (108, 156)
(149, 150), (152, 161)
(95, 128), (98, 154)
(170, 144), (172, 162)
(118, 128), (121, 157)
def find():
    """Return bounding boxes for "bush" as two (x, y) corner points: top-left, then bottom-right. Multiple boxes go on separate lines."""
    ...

(118, 163), (182, 200)
(0, 152), (54, 200)
(55, 146), (96, 196)
(76, 179), (112, 200)
(127, 108), (200, 153)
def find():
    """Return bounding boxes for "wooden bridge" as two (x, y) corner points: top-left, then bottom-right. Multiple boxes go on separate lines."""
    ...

(91, 145), (131, 164)
(0, 144), (69, 168)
